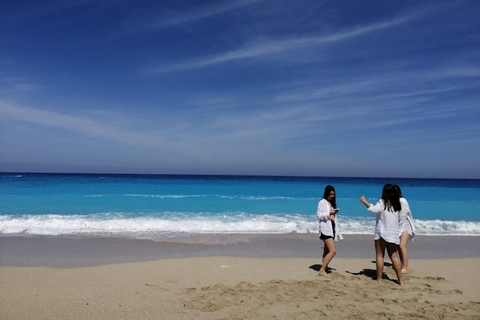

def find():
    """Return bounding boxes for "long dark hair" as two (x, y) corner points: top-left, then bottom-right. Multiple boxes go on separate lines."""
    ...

(381, 184), (401, 212)
(393, 184), (403, 197)
(323, 185), (337, 208)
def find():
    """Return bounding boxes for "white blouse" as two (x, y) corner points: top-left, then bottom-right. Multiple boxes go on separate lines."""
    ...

(400, 197), (416, 238)
(367, 199), (405, 244)
(316, 198), (343, 241)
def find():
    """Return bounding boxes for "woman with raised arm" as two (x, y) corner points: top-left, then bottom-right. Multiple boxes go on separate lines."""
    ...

(360, 184), (403, 285)
(394, 184), (416, 273)
(316, 185), (342, 277)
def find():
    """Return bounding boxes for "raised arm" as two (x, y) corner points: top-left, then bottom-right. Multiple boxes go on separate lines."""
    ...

(359, 195), (371, 208)
(360, 196), (383, 214)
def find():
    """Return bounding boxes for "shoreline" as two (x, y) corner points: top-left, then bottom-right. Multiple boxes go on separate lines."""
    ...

(1, 233), (479, 267)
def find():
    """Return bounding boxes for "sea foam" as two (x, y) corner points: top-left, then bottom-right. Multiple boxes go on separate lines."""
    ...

(1, 214), (479, 239)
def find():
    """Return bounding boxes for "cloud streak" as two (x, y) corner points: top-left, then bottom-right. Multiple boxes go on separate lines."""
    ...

(0, 102), (173, 151)
(272, 64), (480, 103)
(105, 0), (268, 42)
(148, 8), (427, 73)
(150, 0), (268, 29)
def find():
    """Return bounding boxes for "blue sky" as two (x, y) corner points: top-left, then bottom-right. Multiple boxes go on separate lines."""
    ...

(1, 0), (479, 178)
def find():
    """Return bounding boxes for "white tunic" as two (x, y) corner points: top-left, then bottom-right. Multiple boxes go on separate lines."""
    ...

(316, 198), (343, 241)
(399, 197), (416, 238)
(367, 199), (405, 244)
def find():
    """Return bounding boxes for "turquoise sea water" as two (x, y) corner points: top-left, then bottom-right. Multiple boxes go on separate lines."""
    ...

(0, 173), (479, 238)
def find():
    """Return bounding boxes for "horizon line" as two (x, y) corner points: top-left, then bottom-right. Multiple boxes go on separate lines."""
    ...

(1, 171), (478, 181)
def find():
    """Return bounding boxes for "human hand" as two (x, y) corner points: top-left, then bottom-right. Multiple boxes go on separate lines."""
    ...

(359, 195), (371, 208)
(330, 208), (339, 218)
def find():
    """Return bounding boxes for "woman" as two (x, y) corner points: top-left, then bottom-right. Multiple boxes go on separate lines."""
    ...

(394, 184), (416, 273)
(316, 185), (342, 276)
(360, 184), (404, 285)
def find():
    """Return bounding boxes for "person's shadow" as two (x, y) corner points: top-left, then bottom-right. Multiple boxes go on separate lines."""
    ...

(310, 261), (399, 284)
(309, 264), (336, 273)
(374, 260), (393, 267)
(345, 261), (399, 284)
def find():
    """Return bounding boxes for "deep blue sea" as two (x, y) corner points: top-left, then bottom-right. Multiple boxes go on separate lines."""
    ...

(1, 173), (479, 239)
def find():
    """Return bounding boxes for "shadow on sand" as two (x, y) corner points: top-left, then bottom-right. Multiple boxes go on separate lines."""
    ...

(346, 268), (400, 284)
(372, 260), (393, 267)
(309, 264), (336, 273)
(309, 262), (399, 284)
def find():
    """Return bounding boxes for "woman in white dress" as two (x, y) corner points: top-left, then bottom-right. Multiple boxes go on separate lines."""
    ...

(360, 184), (404, 285)
(316, 185), (342, 277)
(394, 184), (416, 273)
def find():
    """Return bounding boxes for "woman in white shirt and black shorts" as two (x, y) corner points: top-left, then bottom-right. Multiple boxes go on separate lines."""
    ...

(316, 185), (342, 277)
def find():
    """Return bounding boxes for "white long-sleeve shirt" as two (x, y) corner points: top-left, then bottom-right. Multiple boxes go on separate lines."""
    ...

(316, 198), (343, 241)
(400, 197), (416, 238)
(367, 199), (405, 244)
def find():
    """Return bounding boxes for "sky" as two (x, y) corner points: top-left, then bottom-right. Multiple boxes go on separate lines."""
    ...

(0, 0), (479, 179)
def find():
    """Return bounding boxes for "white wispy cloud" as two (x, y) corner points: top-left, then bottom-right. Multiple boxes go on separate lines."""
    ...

(4, 0), (102, 24)
(273, 64), (480, 103)
(358, 84), (480, 101)
(106, 0), (268, 41)
(0, 59), (42, 94)
(274, 80), (379, 102)
(424, 66), (480, 79)
(148, 8), (428, 74)
(0, 80), (41, 94)
(278, 82), (480, 104)
(369, 126), (480, 151)
(196, 81), (479, 145)
(0, 75), (42, 94)
(0, 102), (174, 151)
(149, 0), (268, 29)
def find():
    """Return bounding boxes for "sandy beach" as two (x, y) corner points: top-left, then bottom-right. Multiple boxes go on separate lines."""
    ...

(1, 234), (479, 319)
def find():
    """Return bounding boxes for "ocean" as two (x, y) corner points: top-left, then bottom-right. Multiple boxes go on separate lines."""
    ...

(1, 173), (479, 239)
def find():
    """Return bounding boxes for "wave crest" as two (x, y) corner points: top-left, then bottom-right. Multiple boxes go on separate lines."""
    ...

(0, 214), (479, 238)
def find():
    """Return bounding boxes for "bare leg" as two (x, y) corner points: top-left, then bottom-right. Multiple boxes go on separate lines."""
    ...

(319, 239), (336, 276)
(375, 239), (386, 283)
(322, 244), (328, 265)
(399, 232), (411, 272)
(386, 241), (403, 285)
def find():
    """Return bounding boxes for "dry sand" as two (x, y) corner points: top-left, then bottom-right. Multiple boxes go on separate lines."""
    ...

(1, 235), (479, 319)
(1, 257), (479, 320)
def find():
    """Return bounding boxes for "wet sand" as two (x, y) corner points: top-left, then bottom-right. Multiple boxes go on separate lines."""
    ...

(1, 234), (479, 267)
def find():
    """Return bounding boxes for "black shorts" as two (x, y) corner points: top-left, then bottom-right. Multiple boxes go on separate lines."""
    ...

(319, 233), (334, 240)
(319, 221), (335, 240)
